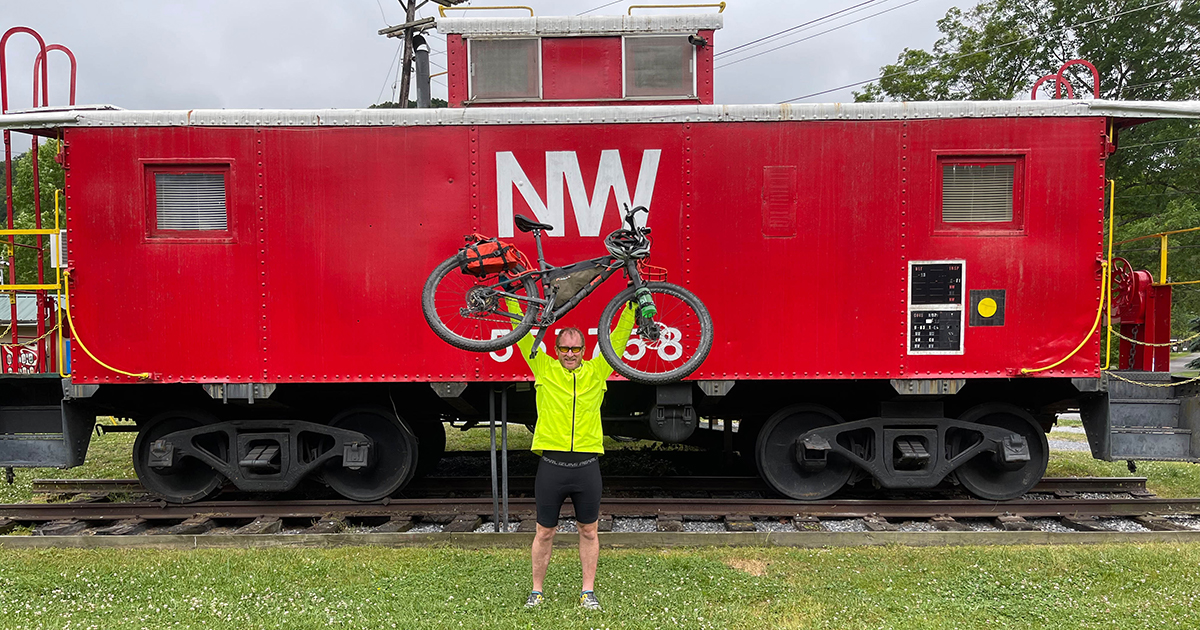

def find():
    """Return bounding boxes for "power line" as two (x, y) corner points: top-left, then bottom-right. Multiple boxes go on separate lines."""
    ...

(1122, 134), (1200, 149)
(578, 0), (625, 16)
(1122, 73), (1200, 92)
(715, 0), (884, 58)
(374, 0), (391, 24)
(778, 0), (1183, 103)
(717, 0), (924, 70)
(376, 40), (405, 105)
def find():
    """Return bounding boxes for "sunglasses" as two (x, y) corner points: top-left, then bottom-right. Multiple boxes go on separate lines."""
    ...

(556, 345), (584, 354)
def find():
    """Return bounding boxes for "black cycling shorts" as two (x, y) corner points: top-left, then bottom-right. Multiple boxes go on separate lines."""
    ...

(535, 456), (602, 528)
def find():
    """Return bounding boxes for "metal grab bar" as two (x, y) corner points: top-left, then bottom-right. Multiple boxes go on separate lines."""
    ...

(438, 5), (534, 17)
(629, 2), (726, 14)
(1031, 74), (1074, 100)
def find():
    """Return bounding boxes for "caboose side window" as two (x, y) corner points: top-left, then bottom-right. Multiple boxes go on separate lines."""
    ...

(468, 38), (540, 100)
(145, 165), (232, 239)
(623, 36), (694, 98)
(936, 156), (1025, 234)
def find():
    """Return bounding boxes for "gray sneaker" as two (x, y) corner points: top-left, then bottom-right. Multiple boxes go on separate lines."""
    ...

(580, 591), (601, 610)
(525, 592), (544, 608)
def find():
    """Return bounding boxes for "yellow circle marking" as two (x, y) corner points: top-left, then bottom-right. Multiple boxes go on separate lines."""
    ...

(977, 297), (998, 318)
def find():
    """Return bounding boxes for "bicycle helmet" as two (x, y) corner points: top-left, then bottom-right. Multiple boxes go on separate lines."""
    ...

(604, 228), (651, 260)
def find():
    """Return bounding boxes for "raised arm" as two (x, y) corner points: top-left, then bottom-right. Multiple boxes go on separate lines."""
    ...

(596, 304), (637, 380)
(506, 298), (550, 376)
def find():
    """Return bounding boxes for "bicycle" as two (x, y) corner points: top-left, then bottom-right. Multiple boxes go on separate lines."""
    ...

(421, 205), (713, 384)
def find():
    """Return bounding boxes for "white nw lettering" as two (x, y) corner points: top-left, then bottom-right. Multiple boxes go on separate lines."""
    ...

(495, 149), (661, 237)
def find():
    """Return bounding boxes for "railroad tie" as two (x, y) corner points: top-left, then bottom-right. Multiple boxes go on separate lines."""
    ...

(372, 517), (414, 533)
(1060, 516), (1107, 532)
(597, 514), (613, 533)
(1135, 515), (1191, 532)
(657, 514), (684, 532)
(303, 516), (346, 534)
(929, 516), (972, 532)
(34, 520), (91, 536)
(0, 518), (16, 535)
(234, 517), (283, 535)
(155, 516), (215, 535)
(723, 515), (755, 532)
(443, 514), (483, 533)
(517, 519), (538, 533)
(994, 514), (1036, 532)
(791, 515), (821, 531)
(863, 515), (899, 532)
(91, 518), (148, 536)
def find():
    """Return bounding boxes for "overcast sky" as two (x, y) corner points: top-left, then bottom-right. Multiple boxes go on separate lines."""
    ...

(3, 0), (983, 111)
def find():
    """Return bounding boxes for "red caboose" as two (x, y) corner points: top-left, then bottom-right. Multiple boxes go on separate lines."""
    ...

(2, 11), (1198, 503)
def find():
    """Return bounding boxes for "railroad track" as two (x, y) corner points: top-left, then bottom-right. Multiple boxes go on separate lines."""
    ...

(29, 475), (1155, 500)
(3, 476), (1197, 539)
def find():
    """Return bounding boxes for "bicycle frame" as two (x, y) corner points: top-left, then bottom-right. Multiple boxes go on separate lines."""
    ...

(487, 227), (651, 357)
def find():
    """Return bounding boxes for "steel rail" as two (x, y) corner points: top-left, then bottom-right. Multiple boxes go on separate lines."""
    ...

(29, 476), (1151, 497)
(3, 495), (1196, 523)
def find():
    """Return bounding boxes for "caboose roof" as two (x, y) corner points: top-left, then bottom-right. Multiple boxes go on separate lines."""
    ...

(2, 100), (1199, 130)
(435, 14), (724, 36)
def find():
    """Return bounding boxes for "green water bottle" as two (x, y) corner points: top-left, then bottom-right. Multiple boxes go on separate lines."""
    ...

(635, 287), (657, 318)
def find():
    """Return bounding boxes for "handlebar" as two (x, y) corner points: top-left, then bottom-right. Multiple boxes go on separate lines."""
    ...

(624, 204), (649, 230)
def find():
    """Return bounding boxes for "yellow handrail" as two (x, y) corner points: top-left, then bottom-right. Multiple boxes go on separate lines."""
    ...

(629, 2), (726, 14)
(1023, 178), (1116, 374)
(438, 5), (534, 17)
(0, 228), (59, 236)
(1104, 179), (1114, 370)
(62, 268), (150, 379)
(1113, 225), (1200, 286)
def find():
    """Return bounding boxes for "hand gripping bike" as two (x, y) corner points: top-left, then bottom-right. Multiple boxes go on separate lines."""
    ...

(421, 205), (713, 384)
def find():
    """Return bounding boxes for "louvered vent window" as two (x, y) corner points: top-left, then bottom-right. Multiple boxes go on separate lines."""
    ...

(155, 173), (227, 231)
(942, 164), (1014, 223)
(625, 36), (694, 98)
(469, 38), (540, 100)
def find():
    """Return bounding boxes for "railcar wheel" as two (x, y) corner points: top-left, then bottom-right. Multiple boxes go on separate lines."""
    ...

(324, 407), (418, 502)
(422, 255), (539, 352)
(411, 420), (446, 479)
(952, 403), (1048, 501)
(755, 405), (852, 500)
(133, 410), (227, 504)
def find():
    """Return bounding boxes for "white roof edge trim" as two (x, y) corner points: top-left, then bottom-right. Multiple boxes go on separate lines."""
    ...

(436, 14), (723, 36)
(3, 101), (1200, 131)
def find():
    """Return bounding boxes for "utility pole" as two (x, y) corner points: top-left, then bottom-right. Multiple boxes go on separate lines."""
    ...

(378, 0), (466, 108)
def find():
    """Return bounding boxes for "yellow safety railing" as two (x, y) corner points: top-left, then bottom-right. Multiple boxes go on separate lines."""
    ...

(0, 186), (62, 372)
(1113, 226), (1200, 286)
(629, 2), (726, 14)
(438, 4), (534, 17)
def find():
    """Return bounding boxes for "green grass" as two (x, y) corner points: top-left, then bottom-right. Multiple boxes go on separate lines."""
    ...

(0, 431), (136, 505)
(1, 544), (1200, 629)
(1046, 450), (1200, 497)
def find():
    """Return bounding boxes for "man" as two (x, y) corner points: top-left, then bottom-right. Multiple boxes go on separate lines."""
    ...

(513, 302), (635, 611)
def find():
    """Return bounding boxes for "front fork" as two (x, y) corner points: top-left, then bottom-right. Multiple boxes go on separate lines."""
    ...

(626, 261), (661, 341)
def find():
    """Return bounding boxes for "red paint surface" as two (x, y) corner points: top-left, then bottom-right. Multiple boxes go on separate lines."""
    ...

(63, 116), (1107, 384)
(542, 37), (622, 100)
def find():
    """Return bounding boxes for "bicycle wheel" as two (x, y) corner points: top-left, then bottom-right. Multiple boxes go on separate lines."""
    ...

(597, 282), (713, 384)
(422, 254), (539, 352)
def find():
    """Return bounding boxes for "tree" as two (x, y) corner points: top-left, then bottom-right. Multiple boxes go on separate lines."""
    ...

(856, 0), (1200, 335)
(370, 98), (449, 108)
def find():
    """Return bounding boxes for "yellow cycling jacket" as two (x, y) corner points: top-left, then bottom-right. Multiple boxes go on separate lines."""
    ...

(512, 303), (636, 455)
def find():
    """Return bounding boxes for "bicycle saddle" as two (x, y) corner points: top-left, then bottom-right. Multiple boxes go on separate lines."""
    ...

(515, 214), (555, 233)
